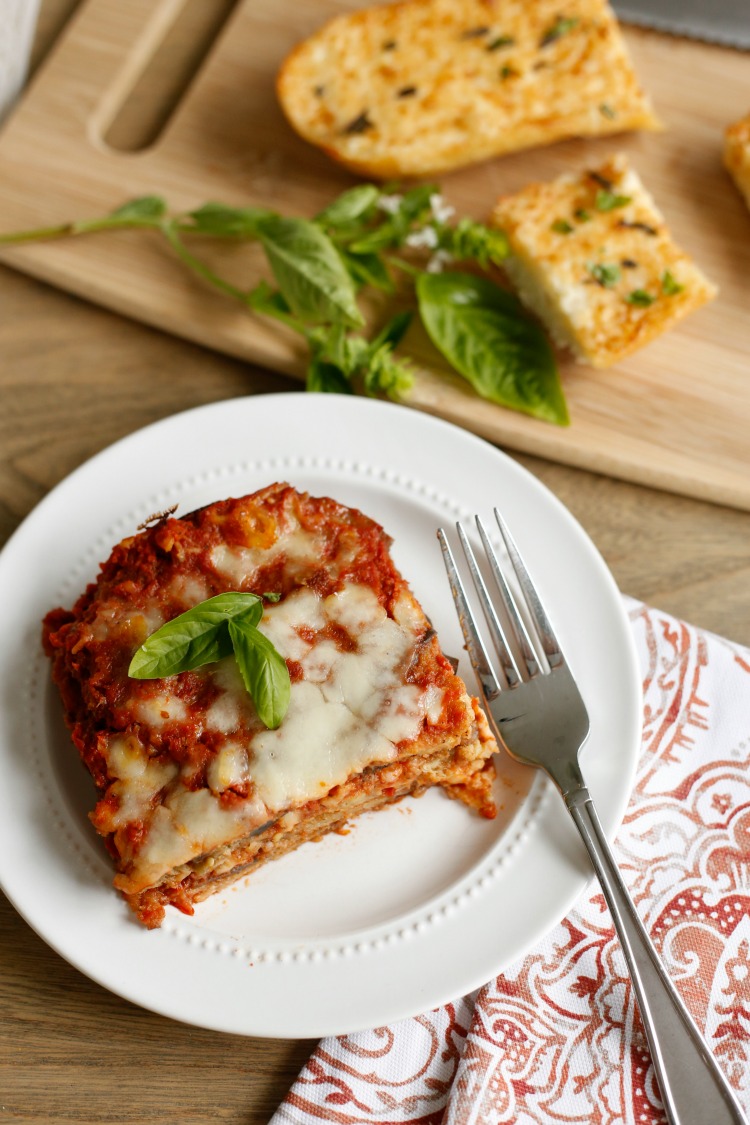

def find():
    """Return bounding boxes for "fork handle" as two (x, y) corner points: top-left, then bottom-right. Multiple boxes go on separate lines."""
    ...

(566, 787), (746, 1125)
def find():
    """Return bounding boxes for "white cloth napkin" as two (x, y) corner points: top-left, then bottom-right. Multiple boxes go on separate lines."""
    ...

(272, 599), (750, 1124)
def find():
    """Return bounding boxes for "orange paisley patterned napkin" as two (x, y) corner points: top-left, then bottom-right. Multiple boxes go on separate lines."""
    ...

(272, 600), (750, 1125)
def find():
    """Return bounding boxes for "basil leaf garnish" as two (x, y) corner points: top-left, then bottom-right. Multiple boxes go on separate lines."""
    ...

(256, 215), (363, 327)
(416, 271), (569, 426)
(228, 616), (291, 731)
(128, 593), (263, 679)
(129, 592), (291, 729)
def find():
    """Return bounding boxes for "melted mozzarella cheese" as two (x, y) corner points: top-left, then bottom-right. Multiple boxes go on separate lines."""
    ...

(251, 584), (437, 812)
(258, 588), (324, 661)
(106, 735), (179, 828)
(121, 786), (266, 892)
(207, 741), (250, 793)
(251, 681), (398, 809)
(131, 694), (188, 728)
(206, 657), (261, 731)
(209, 525), (322, 586)
(169, 573), (211, 608)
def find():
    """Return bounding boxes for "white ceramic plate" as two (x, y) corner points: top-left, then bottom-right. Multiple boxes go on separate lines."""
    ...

(0, 394), (641, 1038)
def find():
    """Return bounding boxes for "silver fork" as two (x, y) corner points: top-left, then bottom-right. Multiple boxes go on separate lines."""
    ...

(439, 511), (746, 1125)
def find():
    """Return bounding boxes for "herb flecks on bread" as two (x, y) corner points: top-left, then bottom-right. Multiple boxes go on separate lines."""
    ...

(490, 154), (717, 369)
(276, 0), (659, 179)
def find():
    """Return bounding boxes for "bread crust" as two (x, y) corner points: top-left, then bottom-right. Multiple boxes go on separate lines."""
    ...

(277, 0), (659, 178)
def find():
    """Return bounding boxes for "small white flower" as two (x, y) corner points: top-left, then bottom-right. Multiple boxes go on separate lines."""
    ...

(429, 193), (455, 224)
(425, 249), (455, 274)
(377, 193), (403, 214)
(405, 225), (439, 249)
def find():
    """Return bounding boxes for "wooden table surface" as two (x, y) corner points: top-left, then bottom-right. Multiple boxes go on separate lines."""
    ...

(1, 4), (749, 1123)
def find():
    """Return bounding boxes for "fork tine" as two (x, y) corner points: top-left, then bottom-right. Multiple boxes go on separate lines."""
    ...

(475, 517), (541, 679)
(437, 528), (502, 701)
(493, 508), (563, 668)
(456, 522), (522, 687)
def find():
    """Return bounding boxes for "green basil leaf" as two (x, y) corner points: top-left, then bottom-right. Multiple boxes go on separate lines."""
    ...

(362, 344), (413, 399)
(128, 593), (263, 679)
(340, 249), (395, 293)
(187, 202), (275, 237)
(228, 617), (291, 729)
(315, 185), (380, 227)
(248, 280), (308, 333)
(309, 322), (370, 376)
(416, 271), (569, 426)
(308, 323), (351, 372)
(369, 310), (413, 352)
(109, 196), (167, 222)
(257, 216), (363, 327)
(348, 223), (400, 255)
(349, 184), (438, 254)
(307, 357), (354, 394)
(398, 183), (439, 221)
(439, 217), (510, 266)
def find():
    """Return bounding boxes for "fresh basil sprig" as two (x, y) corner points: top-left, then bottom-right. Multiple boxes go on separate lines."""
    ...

(416, 272), (569, 426)
(0, 183), (569, 424)
(128, 592), (290, 730)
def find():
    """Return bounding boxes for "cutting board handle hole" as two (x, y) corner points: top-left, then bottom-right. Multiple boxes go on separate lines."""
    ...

(103, 0), (240, 152)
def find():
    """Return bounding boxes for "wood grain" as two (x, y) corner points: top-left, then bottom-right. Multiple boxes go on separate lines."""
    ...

(0, 0), (748, 507)
(1, 5), (749, 1125)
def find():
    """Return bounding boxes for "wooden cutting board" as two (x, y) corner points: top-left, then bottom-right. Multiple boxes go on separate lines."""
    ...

(0, 0), (748, 508)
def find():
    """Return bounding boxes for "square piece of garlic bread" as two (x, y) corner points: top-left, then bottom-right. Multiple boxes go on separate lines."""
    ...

(491, 154), (717, 368)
